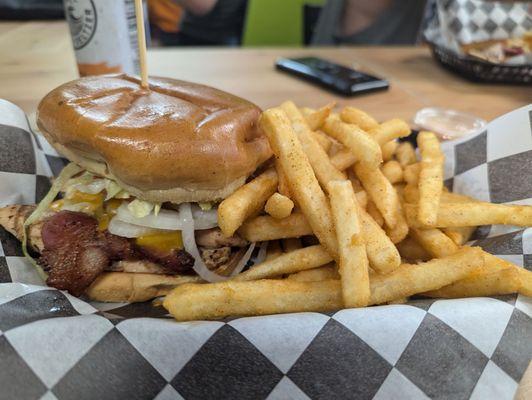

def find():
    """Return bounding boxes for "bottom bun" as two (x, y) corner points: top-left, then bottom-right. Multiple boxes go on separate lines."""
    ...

(50, 142), (247, 204)
(86, 271), (202, 303)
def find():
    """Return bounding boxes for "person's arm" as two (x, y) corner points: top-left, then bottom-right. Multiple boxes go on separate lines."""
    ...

(173, 0), (217, 16)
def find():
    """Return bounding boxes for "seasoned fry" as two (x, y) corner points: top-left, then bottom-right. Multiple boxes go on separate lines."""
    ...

(396, 236), (431, 262)
(405, 202), (532, 228)
(410, 228), (459, 258)
(218, 168), (278, 237)
(87, 272), (202, 303)
(519, 268), (532, 296)
(417, 131), (444, 226)
(305, 102), (335, 130)
(233, 245), (332, 281)
(403, 163), (420, 185)
(323, 115), (382, 167)
(265, 192), (294, 219)
(328, 180), (370, 308)
(312, 131), (333, 152)
(283, 237), (302, 252)
(164, 279), (344, 321)
(238, 213), (311, 242)
(382, 140), (399, 162)
(358, 207), (401, 273)
(330, 148), (357, 171)
(355, 190), (368, 209)
(340, 106), (379, 131)
(369, 119), (411, 146)
(381, 160), (404, 184)
(243, 205), (399, 274)
(404, 185), (477, 205)
(275, 160), (292, 198)
(423, 253), (523, 298)
(370, 247), (483, 304)
(366, 201), (384, 227)
(287, 264), (339, 282)
(355, 162), (402, 229)
(384, 209), (409, 244)
(281, 101), (346, 190)
(260, 108), (338, 257)
(443, 226), (477, 246)
(265, 240), (283, 260)
(395, 142), (417, 166)
(163, 248), (483, 320)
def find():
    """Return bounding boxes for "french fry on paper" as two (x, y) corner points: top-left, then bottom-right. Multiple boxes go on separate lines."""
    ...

(304, 102), (335, 131)
(405, 202), (532, 228)
(163, 247), (483, 321)
(238, 213), (312, 242)
(417, 131), (444, 226)
(369, 119), (411, 146)
(233, 245), (332, 281)
(330, 148), (357, 171)
(381, 160), (404, 184)
(355, 162), (402, 229)
(281, 101), (346, 189)
(328, 180), (370, 308)
(265, 192), (294, 219)
(395, 142), (417, 166)
(260, 108), (338, 257)
(287, 264), (339, 282)
(410, 228), (459, 258)
(382, 140), (399, 162)
(323, 115), (382, 167)
(218, 168), (278, 237)
(340, 107), (379, 131)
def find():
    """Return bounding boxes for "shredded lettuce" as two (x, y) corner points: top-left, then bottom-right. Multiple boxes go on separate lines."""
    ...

(198, 202), (213, 211)
(22, 163), (83, 280)
(104, 179), (123, 200)
(127, 199), (155, 218)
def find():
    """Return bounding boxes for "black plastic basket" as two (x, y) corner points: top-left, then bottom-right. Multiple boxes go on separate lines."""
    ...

(428, 41), (532, 84)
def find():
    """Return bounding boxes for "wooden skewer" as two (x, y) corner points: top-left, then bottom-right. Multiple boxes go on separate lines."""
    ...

(134, 0), (149, 89)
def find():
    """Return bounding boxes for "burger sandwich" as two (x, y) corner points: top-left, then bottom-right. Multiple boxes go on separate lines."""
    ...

(0, 74), (272, 302)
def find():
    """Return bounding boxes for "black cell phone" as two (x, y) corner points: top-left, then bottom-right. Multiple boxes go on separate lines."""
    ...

(275, 56), (389, 96)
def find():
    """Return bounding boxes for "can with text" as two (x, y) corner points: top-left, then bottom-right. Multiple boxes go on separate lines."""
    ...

(64, 0), (143, 76)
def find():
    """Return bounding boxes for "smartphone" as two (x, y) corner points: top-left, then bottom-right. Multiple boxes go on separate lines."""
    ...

(275, 56), (389, 96)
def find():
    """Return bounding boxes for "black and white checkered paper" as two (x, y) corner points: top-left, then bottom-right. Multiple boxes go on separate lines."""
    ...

(0, 100), (531, 400)
(425, 0), (532, 56)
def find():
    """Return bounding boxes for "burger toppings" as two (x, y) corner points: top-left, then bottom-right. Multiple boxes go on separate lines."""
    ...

(39, 210), (195, 296)
(19, 163), (255, 295)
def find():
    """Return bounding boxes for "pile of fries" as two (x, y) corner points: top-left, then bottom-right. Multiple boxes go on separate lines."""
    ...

(164, 102), (532, 321)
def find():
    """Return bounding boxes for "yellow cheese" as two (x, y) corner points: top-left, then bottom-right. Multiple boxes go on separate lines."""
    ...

(136, 231), (183, 252)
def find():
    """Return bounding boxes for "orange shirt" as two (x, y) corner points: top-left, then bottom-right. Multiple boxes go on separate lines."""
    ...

(148, 0), (183, 33)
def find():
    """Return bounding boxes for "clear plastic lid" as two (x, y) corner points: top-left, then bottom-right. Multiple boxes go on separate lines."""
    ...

(413, 107), (487, 140)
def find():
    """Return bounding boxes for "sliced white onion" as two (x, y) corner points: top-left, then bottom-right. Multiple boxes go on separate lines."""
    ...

(116, 203), (181, 230)
(108, 216), (161, 238)
(74, 179), (107, 194)
(229, 242), (256, 277)
(115, 203), (218, 231)
(179, 203), (255, 283)
(256, 241), (268, 264)
(191, 204), (218, 230)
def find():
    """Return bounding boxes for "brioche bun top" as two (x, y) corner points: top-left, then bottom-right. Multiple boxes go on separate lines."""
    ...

(37, 74), (272, 203)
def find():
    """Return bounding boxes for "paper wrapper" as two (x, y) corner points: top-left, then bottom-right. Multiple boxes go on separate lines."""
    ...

(0, 99), (531, 399)
(425, 0), (532, 64)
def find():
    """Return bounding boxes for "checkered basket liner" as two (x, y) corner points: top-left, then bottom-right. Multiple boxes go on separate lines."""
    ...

(424, 0), (532, 83)
(0, 99), (531, 399)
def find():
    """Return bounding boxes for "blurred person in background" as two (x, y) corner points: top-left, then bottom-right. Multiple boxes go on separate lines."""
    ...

(149, 0), (247, 46)
(312, 0), (429, 45)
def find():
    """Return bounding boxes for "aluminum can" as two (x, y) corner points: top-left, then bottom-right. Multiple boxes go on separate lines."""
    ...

(64, 0), (141, 76)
